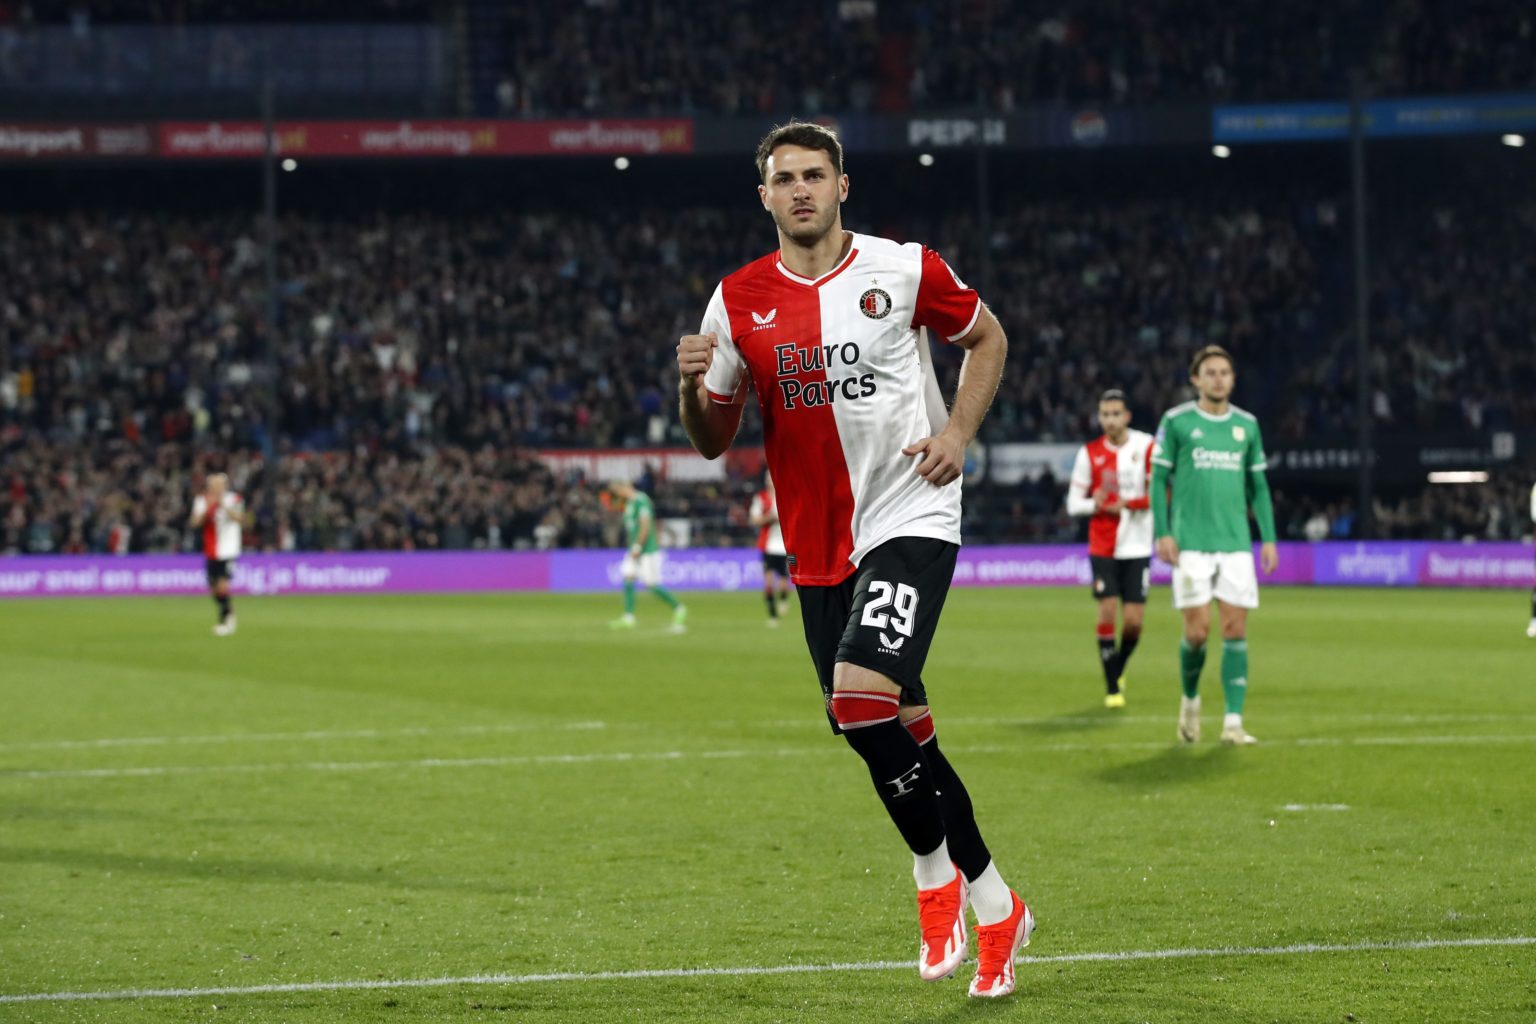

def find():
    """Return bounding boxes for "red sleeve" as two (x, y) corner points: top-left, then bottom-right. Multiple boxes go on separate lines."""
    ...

(911, 247), (982, 343)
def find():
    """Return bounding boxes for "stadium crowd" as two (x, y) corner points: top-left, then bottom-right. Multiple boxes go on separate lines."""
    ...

(492, 0), (1534, 115)
(6, 0), (1532, 114)
(3, 182), (1534, 555)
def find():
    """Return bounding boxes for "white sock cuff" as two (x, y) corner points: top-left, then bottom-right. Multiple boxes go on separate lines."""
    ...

(913, 840), (955, 891)
(968, 860), (1014, 926)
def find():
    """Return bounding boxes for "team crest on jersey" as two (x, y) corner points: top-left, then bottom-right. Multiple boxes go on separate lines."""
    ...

(858, 288), (893, 320)
(1232, 425), (1246, 441)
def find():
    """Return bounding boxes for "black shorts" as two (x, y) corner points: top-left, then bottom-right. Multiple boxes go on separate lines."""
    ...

(797, 537), (958, 732)
(763, 553), (789, 577)
(1090, 556), (1149, 604)
(206, 558), (232, 586)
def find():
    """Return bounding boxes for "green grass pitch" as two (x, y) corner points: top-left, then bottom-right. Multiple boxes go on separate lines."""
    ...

(2, 586), (1533, 1022)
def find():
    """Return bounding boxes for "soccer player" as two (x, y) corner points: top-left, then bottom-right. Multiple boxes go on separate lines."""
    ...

(676, 121), (1032, 999)
(607, 479), (687, 633)
(1066, 389), (1154, 708)
(188, 472), (243, 636)
(1151, 346), (1278, 746)
(749, 472), (791, 627)
(1527, 480), (1536, 639)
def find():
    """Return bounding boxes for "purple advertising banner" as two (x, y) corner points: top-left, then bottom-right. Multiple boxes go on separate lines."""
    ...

(0, 552), (548, 599)
(0, 542), (1527, 598)
(549, 548), (766, 592)
(946, 544), (1316, 588)
(1418, 543), (1535, 588)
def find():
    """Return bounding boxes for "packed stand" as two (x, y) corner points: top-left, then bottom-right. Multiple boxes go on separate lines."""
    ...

(3, 191), (1533, 554)
(1272, 473), (1536, 543)
(0, 430), (599, 555)
(1, 1), (435, 26)
(489, 0), (1535, 117)
(0, 197), (1350, 459)
(1363, 196), (1536, 432)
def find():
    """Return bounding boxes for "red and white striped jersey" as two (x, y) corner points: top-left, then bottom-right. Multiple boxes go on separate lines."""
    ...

(193, 492), (244, 560)
(701, 233), (982, 585)
(750, 488), (787, 556)
(1066, 430), (1155, 559)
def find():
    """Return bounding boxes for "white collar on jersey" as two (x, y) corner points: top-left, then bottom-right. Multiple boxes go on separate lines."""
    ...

(774, 234), (859, 288)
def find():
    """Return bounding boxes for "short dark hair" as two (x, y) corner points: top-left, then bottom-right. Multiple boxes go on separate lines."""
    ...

(1098, 388), (1128, 407)
(1189, 345), (1234, 376)
(755, 121), (844, 183)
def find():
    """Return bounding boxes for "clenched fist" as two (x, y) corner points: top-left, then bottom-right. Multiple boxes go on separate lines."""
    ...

(677, 333), (718, 385)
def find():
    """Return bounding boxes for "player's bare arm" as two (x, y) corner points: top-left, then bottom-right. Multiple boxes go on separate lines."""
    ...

(677, 332), (745, 460)
(1260, 542), (1278, 574)
(632, 512), (651, 556)
(903, 305), (1007, 487)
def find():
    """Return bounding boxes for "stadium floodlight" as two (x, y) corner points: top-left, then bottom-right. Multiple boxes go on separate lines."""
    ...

(614, 156), (631, 170)
(281, 158), (297, 172)
(918, 153), (935, 167)
(1212, 145), (1231, 159)
(1502, 134), (1526, 148)
(1427, 471), (1490, 484)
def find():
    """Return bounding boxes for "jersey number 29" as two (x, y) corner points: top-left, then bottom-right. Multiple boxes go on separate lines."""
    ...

(861, 581), (919, 637)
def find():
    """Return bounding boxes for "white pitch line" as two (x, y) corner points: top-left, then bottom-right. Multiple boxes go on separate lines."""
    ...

(0, 721), (609, 753)
(4, 712), (1530, 755)
(4, 735), (1536, 782)
(1282, 804), (1351, 812)
(1, 935), (1530, 1005)
(0, 748), (746, 780)
(1294, 735), (1536, 747)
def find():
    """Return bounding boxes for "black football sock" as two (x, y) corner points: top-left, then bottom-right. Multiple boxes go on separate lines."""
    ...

(1116, 623), (1142, 679)
(918, 736), (992, 882)
(216, 595), (231, 623)
(1097, 623), (1118, 693)
(840, 718), (946, 856)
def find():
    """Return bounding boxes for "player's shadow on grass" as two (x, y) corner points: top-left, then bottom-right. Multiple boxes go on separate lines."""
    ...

(0, 844), (501, 895)
(1096, 743), (1249, 788)
(1004, 705), (1125, 735)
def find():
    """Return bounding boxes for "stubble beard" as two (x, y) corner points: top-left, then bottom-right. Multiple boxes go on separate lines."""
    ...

(775, 205), (838, 247)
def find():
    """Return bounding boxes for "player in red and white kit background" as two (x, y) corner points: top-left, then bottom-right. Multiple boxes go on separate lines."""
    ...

(748, 471), (792, 627)
(677, 122), (1033, 999)
(187, 472), (244, 636)
(1066, 390), (1154, 707)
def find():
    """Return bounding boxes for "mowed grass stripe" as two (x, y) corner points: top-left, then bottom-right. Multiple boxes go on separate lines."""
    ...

(5, 733), (1536, 780)
(3, 588), (1533, 1022)
(3, 935), (1532, 1004)
(5, 710), (1535, 754)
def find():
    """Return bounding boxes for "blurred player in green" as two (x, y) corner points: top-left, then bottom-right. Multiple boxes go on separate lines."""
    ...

(607, 480), (687, 633)
(1152, 346), (1277, 746)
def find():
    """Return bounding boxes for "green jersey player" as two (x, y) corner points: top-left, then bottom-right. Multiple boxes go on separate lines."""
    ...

(607, 480), (687, 633)
(1151, 346), (1277, 746)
